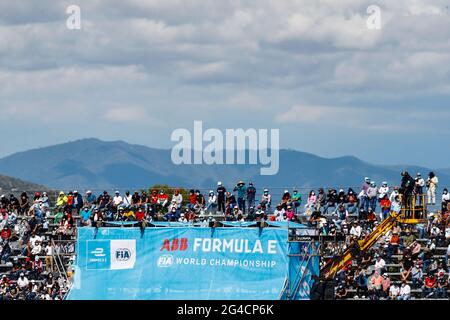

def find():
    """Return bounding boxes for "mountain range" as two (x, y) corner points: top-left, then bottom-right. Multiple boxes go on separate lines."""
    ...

(0, 138), (448, 196)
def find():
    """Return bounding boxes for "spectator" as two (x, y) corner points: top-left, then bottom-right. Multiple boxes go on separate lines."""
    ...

(422, 272), (437, 298)
(426, 172), (439, 206)
(233, 181), (247, 215)
(85, 190), (97, 208)
(216, 182), (226, 214)
(305, 191), (317, 211)
(323, 189), (337, 214)
(316, 188), (326, 213)
(360, 177), (371, 212)
(411, 261), (423, 288)
(415, 173), (425, 205)
(291, 189), (302, 214)
(388, 283), (400, 300)
(260, 189), (271, 213)
(367, 182), (378, 212)
(44, 243), (53, 272)
(398, 280), (411, 300)
(246, 182), (256, 212)
(346, 188), (358, 214)
(437, 270), (448, 298)
(17, 273), (29, 291)
(206, 191), (217, 214)
(381, 273), (390, 298)
(442, 188), (450, 212)
(112, 191), (124, 211)
(374, 254), (386, 274)
(73, 191), (83, 213)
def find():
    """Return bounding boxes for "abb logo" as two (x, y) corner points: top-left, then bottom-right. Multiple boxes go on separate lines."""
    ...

(160, 238), (188, 252)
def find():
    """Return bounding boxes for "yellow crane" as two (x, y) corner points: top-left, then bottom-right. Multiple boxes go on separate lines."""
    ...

(321, 195), (427, 279)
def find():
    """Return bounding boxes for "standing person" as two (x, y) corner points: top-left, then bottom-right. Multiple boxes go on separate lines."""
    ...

(233, 181), (247, 215)
(415, 173), (425, 205)
(216, 182), (226, 214)
(426, 172), (439, 206)
(44, 242), (53, 273)
(246, 182), (256, 213)
(360, 177), (371, 211)
(291, 189), (302, 214)
(442, 188), (450, 213)
(400, 171), (415, 213)
(367, 182), (378, 212)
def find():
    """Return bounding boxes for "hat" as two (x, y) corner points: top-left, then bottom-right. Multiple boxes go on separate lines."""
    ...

(383, 273), (388, 278)
(74, 190), (78, 193)
(217, 181), (222, 186)
(86, 190), (92, 194)
(115, 191), (120, 194)
(20, 273), (24, 277)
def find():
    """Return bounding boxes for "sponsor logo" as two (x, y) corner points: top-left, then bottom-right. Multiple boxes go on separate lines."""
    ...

(90, 248), (106, 257)
(157, 254), (174, 268)
(160, 238), (188, 252)
(115, 248), (131, 261)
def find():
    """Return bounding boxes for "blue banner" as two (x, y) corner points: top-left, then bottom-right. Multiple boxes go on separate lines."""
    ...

(67, 227), (289, 300)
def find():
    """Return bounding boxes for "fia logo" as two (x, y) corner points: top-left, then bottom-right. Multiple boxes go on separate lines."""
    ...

(157, 254), (174, 268)
(116, 248), (131, 261)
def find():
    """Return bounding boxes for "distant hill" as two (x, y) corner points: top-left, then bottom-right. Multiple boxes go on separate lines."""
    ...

(0, 138), (448, 197)
(0, 174), (50, 194)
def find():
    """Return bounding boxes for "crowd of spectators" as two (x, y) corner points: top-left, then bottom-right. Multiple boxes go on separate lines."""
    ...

(0, 170), (448, 300)
(0, 191), (72, 300)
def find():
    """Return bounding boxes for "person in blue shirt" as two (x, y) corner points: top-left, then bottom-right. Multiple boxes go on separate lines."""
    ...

(85, 191), (97, 209)
(80, 207), (92, 226)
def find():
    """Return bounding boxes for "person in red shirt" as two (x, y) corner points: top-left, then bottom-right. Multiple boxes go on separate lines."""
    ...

(423, 273), (437, 298)
(188, 190), (197, 210)
(157, 190), (169, 213)
(135, 207), (145, 221)
(1, 226), (11, 241)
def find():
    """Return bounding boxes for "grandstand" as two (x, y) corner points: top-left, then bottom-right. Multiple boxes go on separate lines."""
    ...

(0, 177), (449, 300)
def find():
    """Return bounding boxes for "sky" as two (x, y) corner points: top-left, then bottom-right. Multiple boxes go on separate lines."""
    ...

(1, 0), (450, 168)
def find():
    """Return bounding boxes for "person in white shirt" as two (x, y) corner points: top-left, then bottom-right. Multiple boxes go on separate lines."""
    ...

(273, 205), (285, 221)
(398, 281), (411, 300)
(378, 182), (390, 200)
(389, 187), (400, 203)
(45, 243), (54, 272)
(390, 196), (401, 213)
(350, 222), (362, 238)
(29, 233), (42, 248)
(206, 191), (217, 214)
(113, 191), (124, 209)
(17, 273), (29, 290)
(171, 190), (183, 210)
(389, 284), (400, 300)
(31, 241), (42, 255)
(374, 255), (386, 274)
(122, 191), (132, 209)
(426, 172), (439, 205)
(415, 173), (426, 204)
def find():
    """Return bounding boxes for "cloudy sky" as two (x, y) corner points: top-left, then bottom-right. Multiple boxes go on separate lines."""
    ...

(1, 0), (449, 168)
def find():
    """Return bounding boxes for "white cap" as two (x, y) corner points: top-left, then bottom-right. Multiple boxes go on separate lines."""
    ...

(86, 190), (92, 194)
(217, 181), (222, 186)
(115, 190), (120, 194)
(284, 190), (289, 193)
